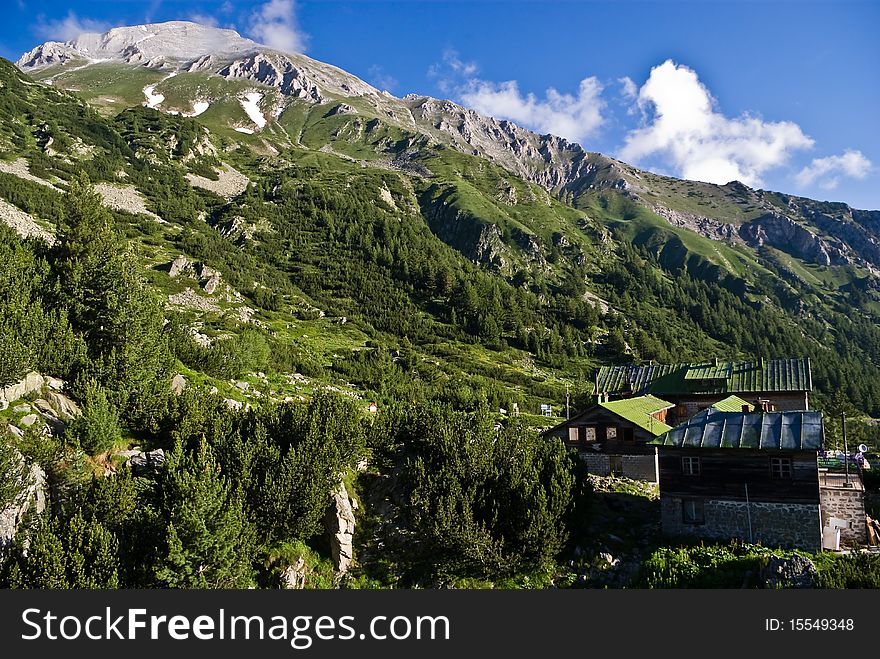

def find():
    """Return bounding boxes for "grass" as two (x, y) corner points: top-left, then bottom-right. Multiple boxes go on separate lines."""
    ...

(51, 63), (166, 112)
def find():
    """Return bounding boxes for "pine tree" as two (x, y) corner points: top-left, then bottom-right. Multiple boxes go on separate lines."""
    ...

(8, 514), (119, 588)
(65, 379), (122, 455)
(155, 441), (254, 588)
(52, 173), (173, 423)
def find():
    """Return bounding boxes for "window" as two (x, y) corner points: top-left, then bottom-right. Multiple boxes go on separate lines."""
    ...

(681, 456), (701, 476)
(770, 457), (792, 479)
(682, 499), (704, 524)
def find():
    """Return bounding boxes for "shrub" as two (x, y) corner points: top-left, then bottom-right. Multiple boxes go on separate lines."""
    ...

(66, 380), (123, 455)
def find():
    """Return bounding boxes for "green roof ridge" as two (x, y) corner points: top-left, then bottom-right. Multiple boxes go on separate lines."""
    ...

(598, 394), (673, 435)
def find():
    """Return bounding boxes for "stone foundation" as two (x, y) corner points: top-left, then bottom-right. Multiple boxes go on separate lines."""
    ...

(580, 453), (658, 482)
(660, 496), (821, 552)
(820, 486), (867, 545)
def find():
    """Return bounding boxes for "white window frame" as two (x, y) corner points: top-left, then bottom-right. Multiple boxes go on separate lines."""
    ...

(681, 455), (701, 476)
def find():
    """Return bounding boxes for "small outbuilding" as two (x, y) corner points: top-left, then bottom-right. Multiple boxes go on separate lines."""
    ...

(543, 394), (673, 482)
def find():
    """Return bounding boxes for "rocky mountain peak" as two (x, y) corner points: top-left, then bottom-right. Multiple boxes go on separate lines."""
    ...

(17, 21), (258, 70)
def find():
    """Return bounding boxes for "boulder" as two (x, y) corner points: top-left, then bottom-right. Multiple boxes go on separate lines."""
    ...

(1, 371), (45, 406)
(170, 373), (187, 395)
(127, 449), (167, 476)
(324, 481), (356, 573)
(761, 554), (818, 589)
(202, 274), (221, 294)
(280, 557), (307, 589)
(45, 377), (65, 391)
(13, 404), (31, 414)
(168, 254), (193, 277)
(31, 399), (65, 435)
(44, 391), (81, 419)
(20, 414), (39, 427)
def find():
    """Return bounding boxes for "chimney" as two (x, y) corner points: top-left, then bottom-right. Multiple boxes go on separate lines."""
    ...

(742, 404), (750, 413)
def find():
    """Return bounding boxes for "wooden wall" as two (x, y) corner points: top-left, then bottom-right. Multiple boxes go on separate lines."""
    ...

(657, 448), (820, 505)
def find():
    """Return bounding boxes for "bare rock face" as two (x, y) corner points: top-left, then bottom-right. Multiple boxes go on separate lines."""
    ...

(324, 482), (357, 573)
(0, 371), (45, 410)
(218, 53), (323, 102)
(739, 212), (842, 267)
(0, 451), (47, 548)
(44, 391), (81, 419)
(17, 22), (258, 71)
(199, 265), (222, 294)
(652, 204), (741, 243)
(280, 557), (307, 589)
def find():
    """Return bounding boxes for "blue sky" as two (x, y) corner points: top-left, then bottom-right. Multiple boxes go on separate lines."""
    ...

(1, 0), (878, 209)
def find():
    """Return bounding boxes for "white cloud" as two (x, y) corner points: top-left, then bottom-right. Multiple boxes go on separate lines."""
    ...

(34, 12), (110, 42)
(367, 65), (398, 92)
(428, 50), (478, 93)
(248, 0), (307, 53)
(428, 49), (604, 143)
(618, 76), (637, 101)
(620, 60), (814, 187)
(795, 150), (872, 190)
(189, 13), (220, 28)
(460, 76), (605, 144)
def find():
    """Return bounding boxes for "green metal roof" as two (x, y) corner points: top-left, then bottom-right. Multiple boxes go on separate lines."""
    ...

(710, 395), (754, 413)
(650, 408), (824, 450)
(598, 395), (673, 435)
(595, 358), (812, 396)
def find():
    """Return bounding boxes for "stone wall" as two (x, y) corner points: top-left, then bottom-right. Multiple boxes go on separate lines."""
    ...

(581, 452), (610, 476)
(820, 486), (867, 545)
(660, 496), (821, 552)
(581, 452), (658, 482)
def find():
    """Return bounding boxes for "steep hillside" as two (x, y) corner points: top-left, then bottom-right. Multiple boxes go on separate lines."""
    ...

(2, 22), (880, 417)
(5, 21), (880, 591)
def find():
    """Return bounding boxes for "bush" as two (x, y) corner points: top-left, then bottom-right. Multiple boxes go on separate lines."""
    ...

(815, 552), (880, 588)
(66, 380), (123, 455)
(637, 543), (775, 588)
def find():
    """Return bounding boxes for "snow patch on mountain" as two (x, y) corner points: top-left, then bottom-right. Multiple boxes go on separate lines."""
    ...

(240, 93), (266, 129)
(190, 101), (210, 116)
(143, 84), (164, 109)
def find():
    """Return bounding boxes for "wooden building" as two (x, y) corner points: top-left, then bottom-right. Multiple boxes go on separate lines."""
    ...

(543, 395), (673, 482)
(595, 358), (811, 426)
(651, 408), (825, 552)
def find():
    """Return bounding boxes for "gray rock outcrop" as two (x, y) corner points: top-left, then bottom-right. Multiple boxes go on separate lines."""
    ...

(761, 554), (818, 589)
(280, 557), (307, 589)
(0, 371), (45, 410)
(324, 481), (357, 573)
(127, 449), (167, 476)
(170, 373), (187, 395)
(739, 212), (842, 267)
(168, 254), (194, 278)
(0, 451), (47, 548)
